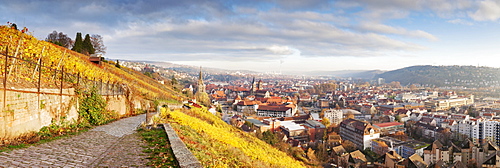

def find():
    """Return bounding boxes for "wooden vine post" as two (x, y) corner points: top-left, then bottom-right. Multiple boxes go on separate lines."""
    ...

(37, 57), (42, 121)
(3, 46), (8, 110)
(37, 58), (42, 93)
(59, 67), (64, 121)
(32, 46), (45, 79)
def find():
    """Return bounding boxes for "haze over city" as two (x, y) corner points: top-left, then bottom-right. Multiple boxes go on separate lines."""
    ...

(2, 0), (500, 73)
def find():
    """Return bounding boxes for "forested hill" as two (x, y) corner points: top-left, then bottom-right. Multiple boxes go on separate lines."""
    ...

(375, 65), (500, 87)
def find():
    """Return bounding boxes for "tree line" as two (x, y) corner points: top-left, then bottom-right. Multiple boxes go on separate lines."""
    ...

(45, 31), (106, 56)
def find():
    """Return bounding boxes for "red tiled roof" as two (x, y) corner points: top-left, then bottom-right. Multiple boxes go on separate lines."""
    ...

(236, 101), (260, 106)
(451, 115), (467, 118)
(448, 120), (456, 125)
(266, 98), (285, 104)
(258, 105), (291, 112)
(373, 122), (403, 128)
(234, 95), (242, 100)
(435, 115), (447, 119)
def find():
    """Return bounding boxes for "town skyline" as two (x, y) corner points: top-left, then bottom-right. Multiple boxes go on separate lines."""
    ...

(2, 0), (500, 72)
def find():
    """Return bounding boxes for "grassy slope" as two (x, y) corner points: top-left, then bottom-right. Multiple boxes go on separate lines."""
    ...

(0, 26), (184, 101)
(160, 107), (307, 168)
(1, 26), (305, 167)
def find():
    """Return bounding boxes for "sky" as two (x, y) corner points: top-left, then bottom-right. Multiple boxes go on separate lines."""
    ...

(1, 0), (500, 73)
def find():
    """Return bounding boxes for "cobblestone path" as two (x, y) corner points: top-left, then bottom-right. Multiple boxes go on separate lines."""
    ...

(0, 114), (150, 167)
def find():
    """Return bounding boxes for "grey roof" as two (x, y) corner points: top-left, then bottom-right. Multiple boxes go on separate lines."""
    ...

(245, 119), (268, 127)
(304, 120), (326, 129)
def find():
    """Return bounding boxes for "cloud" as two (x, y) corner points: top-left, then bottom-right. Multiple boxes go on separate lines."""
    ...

(274, 0), (332, 10)
(339, 0), (474, 20)
(469, 0), (500, 21)
(447, 19), (474, 25)
(357, 22), (438, 41)
(266, 45), (295, 55)
(101, 6), (427, 61)
(0, 0), (439, 64)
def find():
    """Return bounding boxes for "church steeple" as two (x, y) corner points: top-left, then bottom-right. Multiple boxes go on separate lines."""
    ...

(197, 67), (205, 93)
(257, 79), (262, 91)
(198, 66), (203, 81)
(250, 77), (256, 95)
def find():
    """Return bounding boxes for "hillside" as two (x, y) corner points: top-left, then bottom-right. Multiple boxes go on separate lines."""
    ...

(375, 65), (500, 87)
(143, 61), (257, 75)
(158, 106), (307, 168)
(300, 70), (384, 79)
(1, 26), (308, 167)
(0, 26), (184, 101)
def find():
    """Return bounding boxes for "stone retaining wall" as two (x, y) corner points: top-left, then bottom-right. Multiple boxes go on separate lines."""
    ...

(0, 88), (78, 138)
(162, 123), (202, 168)
(0, 88), (142, 138)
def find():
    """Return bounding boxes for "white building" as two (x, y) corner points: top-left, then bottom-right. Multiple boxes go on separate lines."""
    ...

(324, 109), (343, 125)
(280, 120), (306, 138)
(455, 119), (500, 147)
(340, 118), (380, 150)
(453, 120), (474, 135)
(425, 95), (474, 111)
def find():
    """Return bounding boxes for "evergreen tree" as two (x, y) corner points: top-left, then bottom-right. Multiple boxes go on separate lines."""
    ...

(115, 60), (121, 68)
(11, 23), (17, 30)
(171, 75), (178, 85)
(82, 34), (95, 55)
(261, 130), (279, 145)
(72, 32), (83, 53)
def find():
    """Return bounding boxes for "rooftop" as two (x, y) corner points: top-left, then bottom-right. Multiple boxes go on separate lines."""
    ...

(280, 120), (305, 131)
(258, 105), (291, 112)
(373, 122), (404, 128)
(245, 119), (268, 127)
(303, 120), (326, 129)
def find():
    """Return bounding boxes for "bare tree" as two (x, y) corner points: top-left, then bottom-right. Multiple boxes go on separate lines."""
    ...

(342, 140), (357, 152)
(45, 31), (72, 48)
(90, 34), (107, 54)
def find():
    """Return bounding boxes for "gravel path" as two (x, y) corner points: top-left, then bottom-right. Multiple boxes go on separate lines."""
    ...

(0, 114), (150, 167)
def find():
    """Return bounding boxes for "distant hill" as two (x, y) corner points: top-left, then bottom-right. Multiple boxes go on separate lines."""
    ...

(375, 65), (500, 87)
(300, 70), (385, 79)
(142, 61), (257, 75)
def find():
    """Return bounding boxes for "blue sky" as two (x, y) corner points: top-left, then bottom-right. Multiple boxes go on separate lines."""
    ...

(1, 0), (500, 73)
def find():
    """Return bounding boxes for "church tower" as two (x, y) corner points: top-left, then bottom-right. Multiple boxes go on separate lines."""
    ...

(257, 79), (262, 91)
(250, 77), (256, 95)
(197, 67), (205, 93)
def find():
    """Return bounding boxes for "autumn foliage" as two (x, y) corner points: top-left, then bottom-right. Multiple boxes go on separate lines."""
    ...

(160, 107), (306, 168)
(0, 25), (183, 101)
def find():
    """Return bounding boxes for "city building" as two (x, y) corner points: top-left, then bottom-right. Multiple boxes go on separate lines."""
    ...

(373, 122), (406, 136)
(323, 109), (343, 126)
(235, 100), (259, 113)
(340, 118), (380, 150)
(302, 120), (326, 141)
(377, 151), (405, 168)
(424, 95), (474, 111)
(256, 104), (294, 117)
(378, 103), (425, 112)
(371, 137), (428, 158)
(280, 120), (306, 140)
(423, 139), (499, 167)
(399, 140), (429, 159)
(482, 151), (500, 167)
(371, 138), (390, 156)
(455, 119), (500, 147)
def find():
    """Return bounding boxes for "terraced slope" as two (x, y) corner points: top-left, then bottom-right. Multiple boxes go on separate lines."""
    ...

(0, 25), (183, 101)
